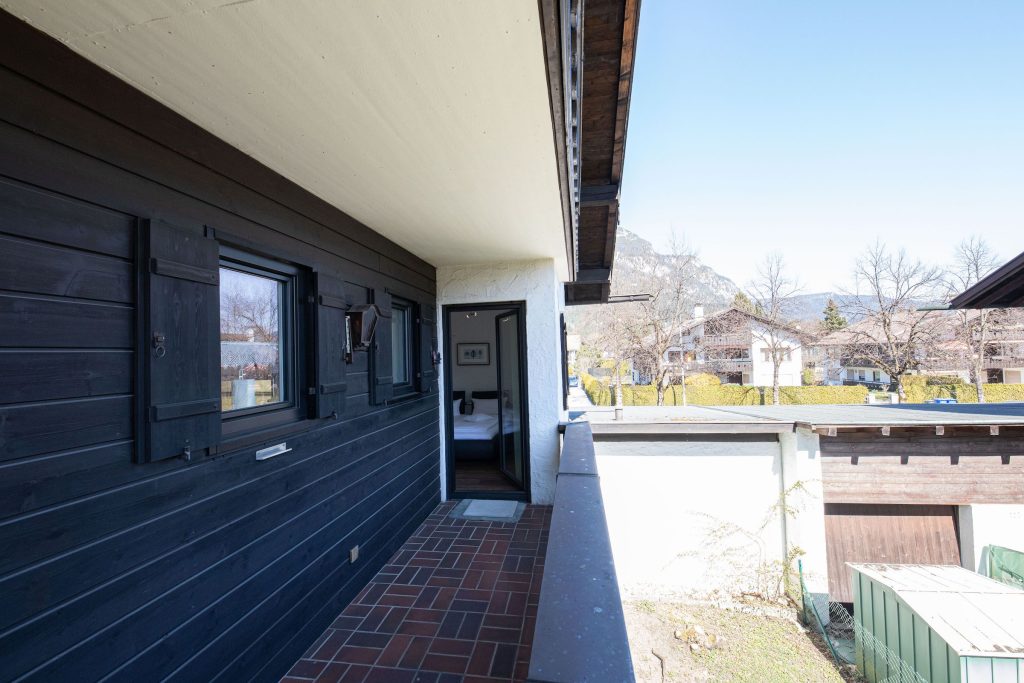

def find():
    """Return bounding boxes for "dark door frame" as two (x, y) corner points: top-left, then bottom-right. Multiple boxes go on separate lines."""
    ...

(442, 301), (531, 502)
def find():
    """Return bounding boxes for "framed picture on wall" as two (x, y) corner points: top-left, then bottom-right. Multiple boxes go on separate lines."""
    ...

(456, 342), (490, 365)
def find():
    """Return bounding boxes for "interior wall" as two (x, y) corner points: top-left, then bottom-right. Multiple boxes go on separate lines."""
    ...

(448, 310), (505, 396)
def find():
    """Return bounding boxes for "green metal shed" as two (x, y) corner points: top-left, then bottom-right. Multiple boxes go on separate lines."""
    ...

(852, 564), (1024, 683)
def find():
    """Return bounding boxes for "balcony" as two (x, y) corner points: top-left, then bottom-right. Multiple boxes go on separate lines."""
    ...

(699, 333), (753, 347)
(681, 358), (752, 374)
(985, 356), (1024, 369)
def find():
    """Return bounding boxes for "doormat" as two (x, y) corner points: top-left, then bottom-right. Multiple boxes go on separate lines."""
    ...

(450, 499), (526, 523)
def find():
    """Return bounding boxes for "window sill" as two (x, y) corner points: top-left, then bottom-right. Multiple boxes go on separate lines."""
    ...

(214, 417), (316, 457)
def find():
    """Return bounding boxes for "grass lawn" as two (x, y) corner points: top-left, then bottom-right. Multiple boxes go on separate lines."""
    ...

(625, 599), (861, 682)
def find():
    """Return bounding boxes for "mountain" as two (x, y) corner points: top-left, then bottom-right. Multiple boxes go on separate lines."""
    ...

(565, 229), (740, 340)
(783, 292), (855, 324)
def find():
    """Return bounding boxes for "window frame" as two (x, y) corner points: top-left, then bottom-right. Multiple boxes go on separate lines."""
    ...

(390, 296), (417, 398)
(218, 245), (309, 438)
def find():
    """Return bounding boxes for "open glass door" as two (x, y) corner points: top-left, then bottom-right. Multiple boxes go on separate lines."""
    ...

(496, 311), (525, 488)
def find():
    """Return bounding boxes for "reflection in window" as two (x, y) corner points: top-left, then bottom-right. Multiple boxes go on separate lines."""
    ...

(220, 266), (285, 412)
(392, 301), (411, 387)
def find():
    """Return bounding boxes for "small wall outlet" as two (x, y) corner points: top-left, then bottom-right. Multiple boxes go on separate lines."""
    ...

(349, 545), (359, 564)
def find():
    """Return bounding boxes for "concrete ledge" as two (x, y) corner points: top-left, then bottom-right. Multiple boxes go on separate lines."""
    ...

(589, 421), (793, 436)
(528, 422), (634, 683)
(558, 421), (599, 475)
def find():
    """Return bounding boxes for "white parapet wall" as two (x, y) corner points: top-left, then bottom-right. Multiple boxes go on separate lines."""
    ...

(436, 259), (564, 504)
(958, 504), (1024, 574)
(594, 428), (827, 600)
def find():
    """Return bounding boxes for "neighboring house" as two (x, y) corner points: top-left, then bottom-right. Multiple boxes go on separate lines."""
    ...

(666, 306), (805, 386)
(0, 3), (639, 682)
(566, 333), (581, 370)
(952, 249), (1024, 383)
(811, 310), (1024, 388)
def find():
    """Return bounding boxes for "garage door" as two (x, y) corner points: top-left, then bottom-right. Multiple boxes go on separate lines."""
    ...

(824, 503), (960, 602)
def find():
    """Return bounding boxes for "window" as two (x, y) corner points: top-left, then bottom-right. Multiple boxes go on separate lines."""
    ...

(761, 348), (792, 362)
(219, 247), (305, 434)
(391, 297), (415, 393)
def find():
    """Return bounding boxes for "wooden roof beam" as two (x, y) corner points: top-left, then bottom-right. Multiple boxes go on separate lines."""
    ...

(580, 183), (619, 206)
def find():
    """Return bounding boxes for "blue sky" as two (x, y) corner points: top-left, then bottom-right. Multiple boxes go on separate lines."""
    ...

(620, 1), (1024, 292)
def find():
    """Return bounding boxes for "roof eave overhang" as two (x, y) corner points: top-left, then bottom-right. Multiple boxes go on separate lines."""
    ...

(552, 0), (640, 306)
(950, 249), (1024, 309)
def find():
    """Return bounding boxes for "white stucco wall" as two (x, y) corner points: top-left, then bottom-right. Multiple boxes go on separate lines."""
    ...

(778, 429), (829, 597)
(958, 504), (1024, 574)
(436, 259), (564, 504)
(594, 431), (827, 600)
(595, 436), (782, 599)
(749, 326), (803, 387)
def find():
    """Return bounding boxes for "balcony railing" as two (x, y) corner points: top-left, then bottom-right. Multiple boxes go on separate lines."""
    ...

(701, 333), (753, 347)
(529, 422), (634, 683)
(976, 328), (1024, 342)
(681, 358), (752, 374)
(985, 356), (1024, 369)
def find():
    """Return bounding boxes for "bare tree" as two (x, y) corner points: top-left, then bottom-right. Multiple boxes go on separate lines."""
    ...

(621, 238), (699, 405)
(944, 237), (1001, 402)
(595, 308), (634, 408)
(220, 271), (280, 341)
(841, 242), (944, 400)
(747, 253), (802, 405)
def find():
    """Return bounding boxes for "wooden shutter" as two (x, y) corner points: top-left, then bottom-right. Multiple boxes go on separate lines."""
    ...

(370, 288), (393, 405)
(138, 219), (220, 462)
(417, 303), (438, 393)
(314, 273), (348, 419)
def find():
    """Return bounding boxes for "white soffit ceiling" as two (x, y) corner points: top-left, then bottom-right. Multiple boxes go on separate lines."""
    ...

(2, 0), (567, 273)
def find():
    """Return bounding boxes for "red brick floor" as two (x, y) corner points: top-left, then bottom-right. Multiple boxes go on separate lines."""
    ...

(282, 502), (552, 683)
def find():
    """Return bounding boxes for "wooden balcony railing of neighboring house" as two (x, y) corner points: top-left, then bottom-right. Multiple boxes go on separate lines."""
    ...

(698, 333), (753, 347)
(530, 423), (634, 683)
(984, 356), (1024, 369)
(681, 358), (752, 374)
(976, 328), (1024, 342)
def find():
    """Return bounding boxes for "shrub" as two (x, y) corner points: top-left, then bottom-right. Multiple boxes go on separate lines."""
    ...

(677, 385), (763, 406)
(684, 373), (721, 386)
(925, 374), (966, 386)
(983, 384), (1024, 403)
(777, 385), (868, 405)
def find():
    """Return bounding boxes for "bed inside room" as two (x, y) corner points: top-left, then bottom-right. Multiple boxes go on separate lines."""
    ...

(446, 306), (527, 496)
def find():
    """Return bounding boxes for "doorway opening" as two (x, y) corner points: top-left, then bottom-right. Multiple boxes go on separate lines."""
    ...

(443, 302), (529, 501)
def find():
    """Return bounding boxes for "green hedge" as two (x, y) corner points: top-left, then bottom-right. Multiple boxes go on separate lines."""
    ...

(903, 380), (1024, 404)
(777, 385), (869, 405)
(579, 374), (867, 406)
(581, 371), (1024, 406)
(983, 384), (1024, 402)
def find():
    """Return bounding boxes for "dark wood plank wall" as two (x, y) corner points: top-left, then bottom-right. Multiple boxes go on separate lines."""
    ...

(820, 429), (1024, 504)
(0, 20), (440, 683)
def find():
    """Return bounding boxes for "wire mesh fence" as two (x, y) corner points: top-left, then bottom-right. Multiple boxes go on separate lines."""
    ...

(798, 561), (927, 683)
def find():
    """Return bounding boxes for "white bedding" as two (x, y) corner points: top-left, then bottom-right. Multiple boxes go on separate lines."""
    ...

(453, 413), (499, 440)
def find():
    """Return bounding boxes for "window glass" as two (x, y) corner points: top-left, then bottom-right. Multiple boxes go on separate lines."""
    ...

(392, 302), (411, 387)
(220, 266), (286, 412)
